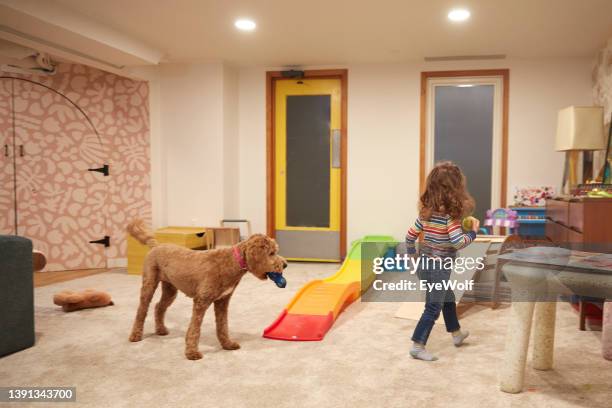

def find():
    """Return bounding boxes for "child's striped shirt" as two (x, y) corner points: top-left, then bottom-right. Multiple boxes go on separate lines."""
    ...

(405, 213), (476, 258)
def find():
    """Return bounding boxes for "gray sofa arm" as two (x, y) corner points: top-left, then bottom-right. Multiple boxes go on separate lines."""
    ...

(0, 235), (35, 357)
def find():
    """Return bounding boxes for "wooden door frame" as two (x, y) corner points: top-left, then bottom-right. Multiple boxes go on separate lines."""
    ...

(266, 69), (348, 259)
(419, 69), (509, 208)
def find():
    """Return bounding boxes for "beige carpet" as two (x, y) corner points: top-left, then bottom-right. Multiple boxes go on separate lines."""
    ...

(0, 263), (610, 408)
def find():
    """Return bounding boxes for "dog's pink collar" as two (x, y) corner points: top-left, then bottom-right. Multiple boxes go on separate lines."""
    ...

(233, 246), (248, 271)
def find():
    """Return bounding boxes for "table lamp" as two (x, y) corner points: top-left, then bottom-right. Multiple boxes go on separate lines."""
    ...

(555, 106), (605, 194)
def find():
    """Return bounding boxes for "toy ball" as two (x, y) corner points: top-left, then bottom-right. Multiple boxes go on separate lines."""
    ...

(266, 272), (287, 288)
(461, 216), (476, 232)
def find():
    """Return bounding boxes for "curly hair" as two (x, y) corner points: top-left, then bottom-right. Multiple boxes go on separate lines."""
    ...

(419, 161), (475, 221)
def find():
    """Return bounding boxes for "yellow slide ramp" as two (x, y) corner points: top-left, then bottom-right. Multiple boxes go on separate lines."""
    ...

(263, 236), (394, 341)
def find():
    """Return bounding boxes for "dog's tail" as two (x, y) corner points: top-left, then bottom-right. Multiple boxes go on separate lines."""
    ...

(126, 219), (157, 248)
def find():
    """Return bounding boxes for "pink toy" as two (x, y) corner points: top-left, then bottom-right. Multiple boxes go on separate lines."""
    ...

(483, 208), (518, 233)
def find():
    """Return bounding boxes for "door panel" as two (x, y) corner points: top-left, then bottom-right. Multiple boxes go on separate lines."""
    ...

(275, 230), (340, 260)
(12, 79), (108, 271)
(433, 85), (495, 222)
(274, 78), (342, 261)
(0, 79), (14, 234)
(286, 95), (331, 227)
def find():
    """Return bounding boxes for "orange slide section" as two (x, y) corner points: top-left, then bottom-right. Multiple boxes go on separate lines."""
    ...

(263, 236), (394, 341)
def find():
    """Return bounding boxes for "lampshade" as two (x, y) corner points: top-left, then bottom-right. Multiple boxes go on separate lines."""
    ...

(555, 106), (605, 151)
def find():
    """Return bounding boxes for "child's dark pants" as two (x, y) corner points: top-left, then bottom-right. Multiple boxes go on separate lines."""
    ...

(411, 256), (460, 345)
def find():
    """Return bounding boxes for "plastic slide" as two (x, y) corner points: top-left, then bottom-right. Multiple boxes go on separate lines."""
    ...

(263, 235), (395, 341)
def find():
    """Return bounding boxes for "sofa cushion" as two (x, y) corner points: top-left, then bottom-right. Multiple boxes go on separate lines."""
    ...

(0, 235), (35, 357)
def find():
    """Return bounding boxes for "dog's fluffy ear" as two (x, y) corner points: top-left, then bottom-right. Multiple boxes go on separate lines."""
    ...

(244, 234), (273, 272)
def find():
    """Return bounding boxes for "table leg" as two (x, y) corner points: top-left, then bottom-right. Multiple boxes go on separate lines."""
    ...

(532, 302), (556, 370)
(500, 301), (535, 393)
(603, 300), (612, 361)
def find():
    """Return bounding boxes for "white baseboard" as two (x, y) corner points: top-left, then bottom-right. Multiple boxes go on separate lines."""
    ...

(107, 258), (127, 268)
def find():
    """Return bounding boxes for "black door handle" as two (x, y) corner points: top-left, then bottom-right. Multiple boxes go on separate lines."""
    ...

(88, 164), (109, 176)
(3, 144), (7, 157)
(89, 236), (110, 247)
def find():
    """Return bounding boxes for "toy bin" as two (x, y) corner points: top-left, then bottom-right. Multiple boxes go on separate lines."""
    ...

(154, 226), (209, 248)
(127, 227), (210, 275)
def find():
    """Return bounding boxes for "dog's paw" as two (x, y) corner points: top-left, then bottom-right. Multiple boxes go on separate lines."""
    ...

(222, 341), (241, 350)
(185, 350), (203, 360)
(155, 326), (169, 336)
(128, 332), (143, 342)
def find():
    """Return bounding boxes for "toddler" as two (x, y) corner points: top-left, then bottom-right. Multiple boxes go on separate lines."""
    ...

(405, 161), (480, 361)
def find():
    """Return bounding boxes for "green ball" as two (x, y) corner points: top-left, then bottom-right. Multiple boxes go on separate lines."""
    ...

(462, 217), (473, 231)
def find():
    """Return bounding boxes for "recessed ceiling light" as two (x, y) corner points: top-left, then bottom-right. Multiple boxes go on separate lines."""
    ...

(448, 9), (470, 22)
(235, 19), (256, 31)
(457, 84), (474, 87)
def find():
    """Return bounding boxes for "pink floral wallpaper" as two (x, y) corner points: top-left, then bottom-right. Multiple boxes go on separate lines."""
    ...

(0, 63), (151, 271)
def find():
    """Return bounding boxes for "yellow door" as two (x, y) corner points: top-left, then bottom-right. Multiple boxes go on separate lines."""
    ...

(274, 78), (342, 262)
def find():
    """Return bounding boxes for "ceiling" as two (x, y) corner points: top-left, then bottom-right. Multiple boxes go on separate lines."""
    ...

(5, 0), (612, 67)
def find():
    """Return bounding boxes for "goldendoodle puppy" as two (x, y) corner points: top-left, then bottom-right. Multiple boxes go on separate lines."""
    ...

(127, 219), (287, 360)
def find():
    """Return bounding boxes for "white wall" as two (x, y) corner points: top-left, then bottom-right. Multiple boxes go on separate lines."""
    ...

(141, 57), (593, 245)
(157, 62), (225, 226)
(148, 71), (164, 228)
(130, 65), (165, 228)
(238, 68), (268, 233)
(506, 59), (594, 193)
(237, 57), (594, 245)
(222, 64), (240, 218)
(138, 62), (241, 228)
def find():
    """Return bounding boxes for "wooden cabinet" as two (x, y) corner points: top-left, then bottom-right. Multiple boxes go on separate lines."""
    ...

(546, 199), (569, 226)
(546, 197), (612, 249)
(545, 219), (568, 243)
(568, 201), (584, 232)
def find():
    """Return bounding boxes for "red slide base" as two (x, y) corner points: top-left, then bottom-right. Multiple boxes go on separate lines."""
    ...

(263, 310), (334, 341)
